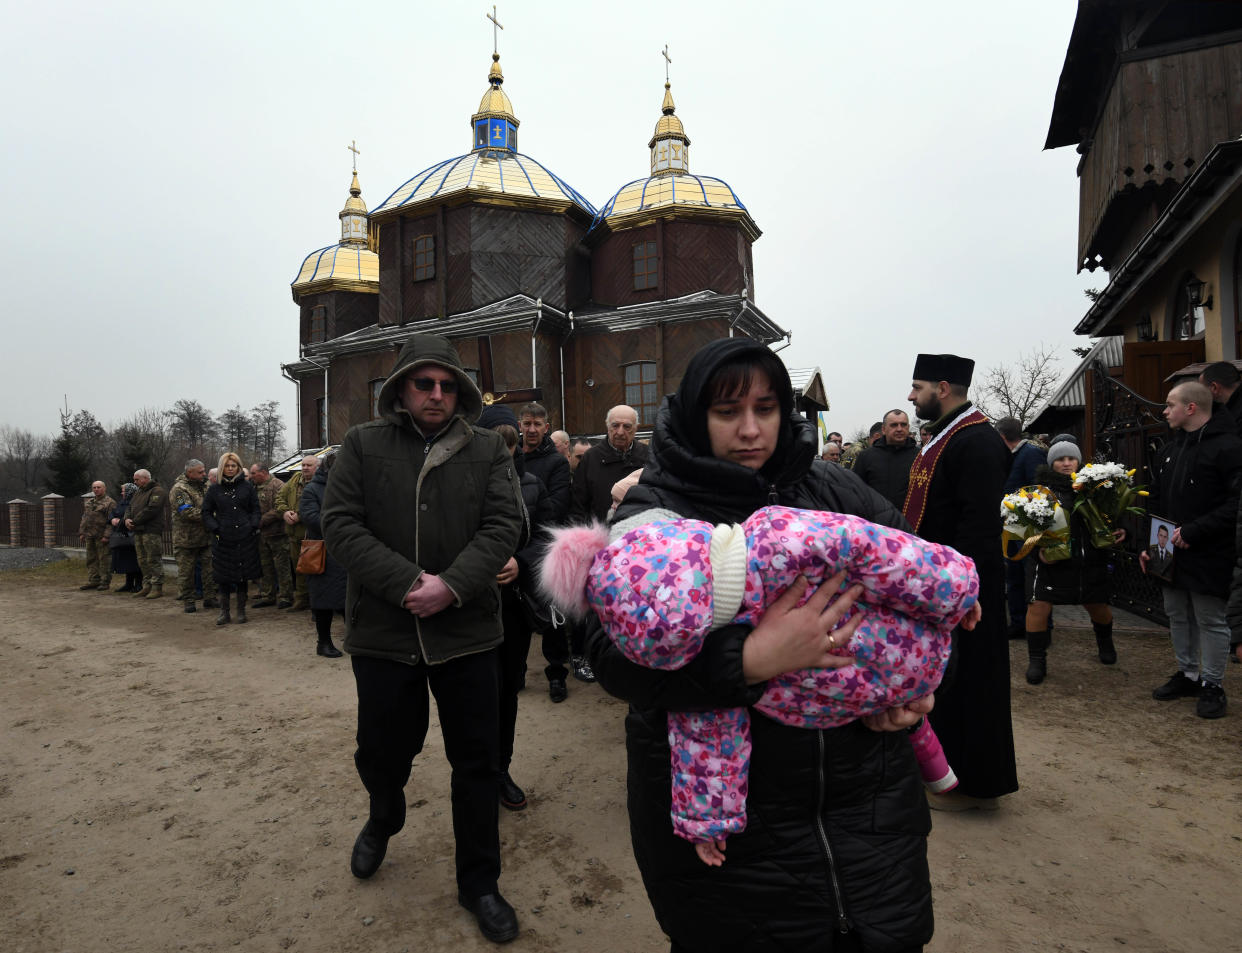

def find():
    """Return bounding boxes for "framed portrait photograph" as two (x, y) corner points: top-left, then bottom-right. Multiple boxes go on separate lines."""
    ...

(1146, 516), (1176, 582)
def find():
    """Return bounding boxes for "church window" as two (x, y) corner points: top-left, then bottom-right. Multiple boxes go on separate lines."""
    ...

(369, 379), (384, 420)
(413, 234), (435, 282)
(315, 398), (327, 446)
(624, 361), (658, 426)
(632, 241), (658, 290)
(309, 306), (326, 343)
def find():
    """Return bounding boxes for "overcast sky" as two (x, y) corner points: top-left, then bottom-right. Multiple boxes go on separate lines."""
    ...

(2, 0), (1096, 443)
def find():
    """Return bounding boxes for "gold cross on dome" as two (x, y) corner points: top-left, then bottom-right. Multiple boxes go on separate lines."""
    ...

(348, 139), (360, 172)
(661, 44), (672, 83)
(487, 5), (504, 54)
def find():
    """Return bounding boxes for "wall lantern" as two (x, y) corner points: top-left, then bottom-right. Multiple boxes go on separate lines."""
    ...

(1136, 313), (1154, 342)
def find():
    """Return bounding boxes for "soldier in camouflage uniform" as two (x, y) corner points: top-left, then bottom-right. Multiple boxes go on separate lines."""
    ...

(277, 455), (319, 611)
(170, 459), (218, 613)
(78, 480), (116, 591)
(125, 468), (167, 599)
(249, 462), (293, 609)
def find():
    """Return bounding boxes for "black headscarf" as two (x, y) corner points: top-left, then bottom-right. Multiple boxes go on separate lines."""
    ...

(624, 338), (817, 524)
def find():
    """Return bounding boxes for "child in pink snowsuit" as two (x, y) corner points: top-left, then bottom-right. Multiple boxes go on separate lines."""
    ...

(543, 504), (979, 863)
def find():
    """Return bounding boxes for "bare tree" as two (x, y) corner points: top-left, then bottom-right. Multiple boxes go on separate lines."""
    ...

(974, 345), (1063, 425)
(217, 405), (256, 456)
(167, 399), (217, 448)
(0, 425), (51, 496)
(248, 400), (285, 464)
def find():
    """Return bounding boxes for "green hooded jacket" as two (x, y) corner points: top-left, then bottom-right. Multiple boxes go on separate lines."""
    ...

(322, 333), (526, 665)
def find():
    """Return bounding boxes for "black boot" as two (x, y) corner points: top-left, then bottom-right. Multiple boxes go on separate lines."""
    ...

(317, 636), (343, 658)
(1025, 629), (1050, 685)
(235, 586), (248, 624)
(1093, 621), (1117, 665)
(216, 592), (232, 626)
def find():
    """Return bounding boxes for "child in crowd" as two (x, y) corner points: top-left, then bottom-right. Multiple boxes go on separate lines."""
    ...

(541, 504), (979, 865)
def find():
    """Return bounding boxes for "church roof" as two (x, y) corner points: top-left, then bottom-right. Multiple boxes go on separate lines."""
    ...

(371, 151), (596, 219)
(590, 78), (759, 240)
(291, 244), (379, 295)
(371, 52), (595, 221)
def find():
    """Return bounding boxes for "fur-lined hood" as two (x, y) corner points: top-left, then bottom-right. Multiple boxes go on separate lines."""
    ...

(376, 333), (484, 428)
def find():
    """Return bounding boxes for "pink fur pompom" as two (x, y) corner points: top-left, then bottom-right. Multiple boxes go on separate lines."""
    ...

(539, 522), (611, 619)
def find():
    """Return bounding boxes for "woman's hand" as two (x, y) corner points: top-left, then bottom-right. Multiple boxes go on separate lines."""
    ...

(1112, 528), (1126, 544)
(741, 572), (861, 684)
(862, 693), (934, 732)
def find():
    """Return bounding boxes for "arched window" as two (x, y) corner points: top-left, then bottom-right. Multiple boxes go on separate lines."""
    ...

(624, 361), (658, 426)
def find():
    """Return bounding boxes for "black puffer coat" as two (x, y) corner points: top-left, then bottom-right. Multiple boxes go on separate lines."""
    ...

(1030, 465), (1111, 605)
(203, 474), (262, 585)
(301, 467), (347, 612)
(586, 338), (932, 953)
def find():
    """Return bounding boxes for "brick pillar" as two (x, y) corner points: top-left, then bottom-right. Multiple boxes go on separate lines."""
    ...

(42, 493), (64, 548)
(7, 500), (23, 547)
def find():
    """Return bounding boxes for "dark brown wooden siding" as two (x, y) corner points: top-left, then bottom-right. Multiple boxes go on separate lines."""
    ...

(591, 220), (751, 307)
(1080, 42), (1242, 267)
(297, 290), (379, 346)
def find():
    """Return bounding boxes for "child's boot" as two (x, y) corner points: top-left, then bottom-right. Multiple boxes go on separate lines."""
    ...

(908, 717), (957, 793)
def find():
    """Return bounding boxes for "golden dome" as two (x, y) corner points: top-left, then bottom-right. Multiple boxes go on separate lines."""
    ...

(291, 244), (379, 296)
(342, 171), (367, 214)
(648, 83), (689, 148)
(473, 53), (517, 124)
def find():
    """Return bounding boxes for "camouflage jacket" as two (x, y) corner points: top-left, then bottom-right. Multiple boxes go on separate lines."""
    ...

(79, 494), (116, 539)
(128, 480), (166, 533)
(254, 475), (286, 537)
(170, 473), (210, 547)
(276, 472), (307, 542)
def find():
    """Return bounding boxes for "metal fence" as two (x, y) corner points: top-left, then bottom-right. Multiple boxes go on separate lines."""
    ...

(5, 497), (174, 556)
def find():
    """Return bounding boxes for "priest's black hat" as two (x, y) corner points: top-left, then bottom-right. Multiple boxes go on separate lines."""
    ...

(912, 353), (975, 386)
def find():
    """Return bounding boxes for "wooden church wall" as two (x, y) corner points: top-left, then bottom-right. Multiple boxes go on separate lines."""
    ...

(299, 290), (378, 347)
(298, 375), (324, 449)
(562, 317), (731, 434)
(589, 223), (660, 308)
(665, 221), (747, 298)
(468, 206), (572, 312)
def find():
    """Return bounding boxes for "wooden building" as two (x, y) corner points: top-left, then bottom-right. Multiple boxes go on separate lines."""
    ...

(1048, 1), (1242, 403)
(281, 50), (813, 446)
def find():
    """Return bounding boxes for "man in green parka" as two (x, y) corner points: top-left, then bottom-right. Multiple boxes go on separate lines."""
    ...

(322, 333), (525, 944)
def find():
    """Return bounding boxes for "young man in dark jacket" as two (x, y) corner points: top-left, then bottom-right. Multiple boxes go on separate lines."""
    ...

(517, 401), (571, 521)
(1142, 381), (1242, 719)
(997, 416), (1051, 638)
(322, 334), (526, 944)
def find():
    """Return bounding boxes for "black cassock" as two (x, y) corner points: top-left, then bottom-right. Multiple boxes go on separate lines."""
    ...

(914, 408), (1019, 799)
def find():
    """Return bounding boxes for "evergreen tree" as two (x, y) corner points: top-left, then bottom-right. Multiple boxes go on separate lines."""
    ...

(113, 425), (153, 490)
(46, 418), (91, 497)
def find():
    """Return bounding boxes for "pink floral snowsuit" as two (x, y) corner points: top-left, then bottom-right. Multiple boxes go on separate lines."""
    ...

(588, 505), (979, 843)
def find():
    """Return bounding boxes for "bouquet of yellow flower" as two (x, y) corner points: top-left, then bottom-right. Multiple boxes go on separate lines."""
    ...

(1000, 485), (1072, 562)
(1071, 462), (1148, 549)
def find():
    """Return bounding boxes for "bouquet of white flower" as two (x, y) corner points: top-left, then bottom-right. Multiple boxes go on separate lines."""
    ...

(1000, 485), (1071, 562)
(1071, 463), (1148, 549)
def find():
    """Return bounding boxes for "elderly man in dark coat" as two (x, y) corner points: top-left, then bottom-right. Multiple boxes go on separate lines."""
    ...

(905, 352), (1018, 811)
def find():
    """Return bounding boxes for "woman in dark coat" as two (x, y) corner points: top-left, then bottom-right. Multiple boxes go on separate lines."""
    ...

(202, 451), (262, 626)
(299, 453), (344, 658)
(586, 338), (935, 953)
(108, 483), (142, 592)
(1023, 438), (1125, 684)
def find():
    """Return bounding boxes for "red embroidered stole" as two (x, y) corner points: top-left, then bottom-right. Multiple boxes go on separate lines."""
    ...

(901, 408), (990, 533)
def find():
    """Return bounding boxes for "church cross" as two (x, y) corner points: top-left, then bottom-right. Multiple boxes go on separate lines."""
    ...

(661, 44), (672, 83)
(487, 5), (504, 54)
(348, 139), (360, 172)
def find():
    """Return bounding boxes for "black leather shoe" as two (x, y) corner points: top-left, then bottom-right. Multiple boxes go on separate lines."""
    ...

(458, 892), (518, 943)
(317, 640), (344, 659)
(251, 598), (276, 608)
(350, 822), (390, 880)
(548, 678), (568, 703)
(499, 772), (527, 811)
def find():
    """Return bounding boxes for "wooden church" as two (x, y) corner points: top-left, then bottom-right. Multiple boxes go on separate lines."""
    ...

(282, 39), (823, 446)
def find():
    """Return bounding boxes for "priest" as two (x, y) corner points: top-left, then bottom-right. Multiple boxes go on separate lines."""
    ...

(904, 353), (1018, 810)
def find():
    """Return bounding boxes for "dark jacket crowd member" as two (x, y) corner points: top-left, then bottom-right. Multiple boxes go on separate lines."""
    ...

(587, 337), (936, 953)
(905, 352), (1017, 811)
(323, 334), (525, 944)
(299, 455), (345, 658)
(109, 483), (142, 592)
(1023, 441), (1125, 685)
(996, 415), (1052, 638)
(853, 408), (918, 509)
(1143, 381), (1242, 719)
(202, 451), (261, 625)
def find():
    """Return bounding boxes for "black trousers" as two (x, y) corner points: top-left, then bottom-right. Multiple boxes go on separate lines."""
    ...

(498, 588), (532, 773)
(351, 650), (501, 898)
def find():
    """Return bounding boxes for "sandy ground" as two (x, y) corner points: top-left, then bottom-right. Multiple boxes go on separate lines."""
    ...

(2, 558), (1240, 953)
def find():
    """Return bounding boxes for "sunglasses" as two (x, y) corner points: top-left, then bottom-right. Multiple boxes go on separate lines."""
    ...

(408, 376), (458, 394)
